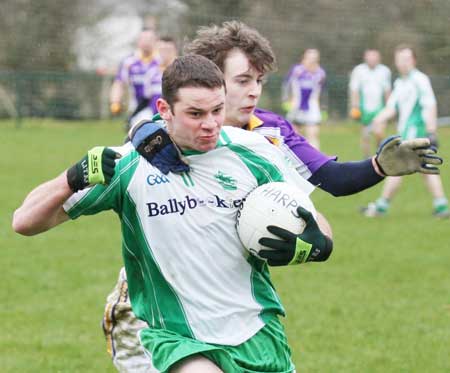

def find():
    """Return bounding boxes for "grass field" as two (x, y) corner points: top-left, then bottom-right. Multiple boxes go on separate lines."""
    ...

(2, 119), (450, 372)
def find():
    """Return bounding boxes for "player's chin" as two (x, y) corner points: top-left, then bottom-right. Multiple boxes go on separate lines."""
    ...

(196, 137), (219, 152)
(238, 111), (253, 125)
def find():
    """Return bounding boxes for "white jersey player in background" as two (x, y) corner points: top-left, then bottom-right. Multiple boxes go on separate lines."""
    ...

(362, 45), (449, 218)
(349, 49), (391, 157)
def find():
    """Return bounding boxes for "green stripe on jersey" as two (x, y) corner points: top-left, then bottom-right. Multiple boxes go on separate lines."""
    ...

(401, 99), (426, 140)
(247, 256), (285, 323)
(121, 192), (194, 338)
(227, 143), (285, 185)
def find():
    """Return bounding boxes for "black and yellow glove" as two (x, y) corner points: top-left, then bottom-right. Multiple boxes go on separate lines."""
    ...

(258, 207), (333, 266)
(66, 147), (120, 192)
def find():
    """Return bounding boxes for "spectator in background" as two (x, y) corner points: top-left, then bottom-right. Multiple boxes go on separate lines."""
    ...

(282, 49), (326, 149)
(109, 28), (161, 130)
(349, 49), (392, 157)
(362, 45), (449, 218)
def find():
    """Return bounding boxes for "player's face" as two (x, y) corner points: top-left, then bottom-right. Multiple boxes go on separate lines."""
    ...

(138, 30), (157, 55)
(222, 49), (264, 127)
(364, 50), (380, 68)
(303, 49), (320, 71)
(158, 86), (225, 152)
(395, 49), (416, 76)
(158, 41), (177, 67)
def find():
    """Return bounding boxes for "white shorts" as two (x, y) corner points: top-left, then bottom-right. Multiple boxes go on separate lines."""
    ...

(287, 106), (321, 125)
(103, 267), (158, 373)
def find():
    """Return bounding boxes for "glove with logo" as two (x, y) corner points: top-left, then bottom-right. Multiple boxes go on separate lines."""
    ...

(130, 119), (190, 175)
(258, 207), (333, 266)
(374, 135), (443, 176)
(66, 147), (121, 192)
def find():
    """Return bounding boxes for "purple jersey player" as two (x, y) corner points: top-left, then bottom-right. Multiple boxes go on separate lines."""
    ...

(283, 49), (326, 149)
(110, 29), (162, 130)
(249, 108), (334, 179)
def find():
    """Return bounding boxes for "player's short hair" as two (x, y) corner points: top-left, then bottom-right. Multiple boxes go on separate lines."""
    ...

(184, 21), (276, 74)
(395, 44), (417, 59)
(159, 35), (176, 44)
(162, 55), (225, 108)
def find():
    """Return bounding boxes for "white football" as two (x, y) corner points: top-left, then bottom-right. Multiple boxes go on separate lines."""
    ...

(236, 181), (317, 259)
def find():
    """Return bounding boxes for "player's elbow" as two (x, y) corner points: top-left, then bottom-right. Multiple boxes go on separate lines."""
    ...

(12, 210), (38, 236)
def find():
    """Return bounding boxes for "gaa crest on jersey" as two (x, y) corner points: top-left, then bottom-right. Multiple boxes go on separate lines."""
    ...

(214, 171), (237, 190)
(146, 174), (170, 186)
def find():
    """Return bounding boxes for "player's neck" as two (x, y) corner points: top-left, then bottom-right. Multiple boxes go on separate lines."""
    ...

(139, 50), (154, 62)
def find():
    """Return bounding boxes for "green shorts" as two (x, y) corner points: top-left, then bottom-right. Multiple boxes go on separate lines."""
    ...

(360, 107), (382, 126)
(139, 316), (295, 373)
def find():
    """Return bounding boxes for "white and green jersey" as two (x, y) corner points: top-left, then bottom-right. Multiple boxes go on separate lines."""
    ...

(386, 69), (436, 139)
(349, 63), (391, 122)
(63, 127), (314, 346)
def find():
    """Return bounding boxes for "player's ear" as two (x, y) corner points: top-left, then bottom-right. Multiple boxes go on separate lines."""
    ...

(157, 98), (172, 122)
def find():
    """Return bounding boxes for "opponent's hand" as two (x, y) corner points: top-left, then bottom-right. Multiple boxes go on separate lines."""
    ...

(350, 107), (361, 120)
(258, 207), (333, 266)
(130, 120), (190, 175)
(66, 147), (121, 192)
(110, 102), (122, 115)
(374, 135), (443, 176)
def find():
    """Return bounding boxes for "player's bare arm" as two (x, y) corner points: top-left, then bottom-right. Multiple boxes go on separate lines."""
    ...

(110, 80), (125, 114)
(424, 104), (438, 134)
(13, 172), (72, 236)
(13, 146), (120, 236)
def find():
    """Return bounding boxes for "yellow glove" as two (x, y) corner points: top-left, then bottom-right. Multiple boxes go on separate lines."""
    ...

(281, 101), (292, 113)
(110, 102), (122, 115)
(350, 107), (361, 120)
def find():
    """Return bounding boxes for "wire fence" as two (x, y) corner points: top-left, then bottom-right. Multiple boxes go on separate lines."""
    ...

(1, 70), (449, 125)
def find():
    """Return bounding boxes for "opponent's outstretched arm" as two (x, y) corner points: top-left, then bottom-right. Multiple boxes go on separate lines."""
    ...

(128, 120), (443, 198)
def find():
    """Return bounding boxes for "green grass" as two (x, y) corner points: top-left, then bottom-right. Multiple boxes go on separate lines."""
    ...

(2, 119), (450, 372)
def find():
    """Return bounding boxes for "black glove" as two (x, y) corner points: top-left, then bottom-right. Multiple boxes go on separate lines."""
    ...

(67, 147), (120, 192)
(258, 207), (333, 266)
(130, 119), (190, 174)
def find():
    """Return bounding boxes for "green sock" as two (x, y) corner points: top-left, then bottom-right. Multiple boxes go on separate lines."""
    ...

(434, 200), (449, 213)
(375, 197), (389, 212)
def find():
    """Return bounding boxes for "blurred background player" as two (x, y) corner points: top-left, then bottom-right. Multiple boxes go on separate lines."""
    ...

(282, 49), (326, 149)
(362, 45), (449, 218)
(124, 35), (179, 136)
(157, 35), (178, 69)
(109, 28), (161, 130)
(349, 49), (392, 157)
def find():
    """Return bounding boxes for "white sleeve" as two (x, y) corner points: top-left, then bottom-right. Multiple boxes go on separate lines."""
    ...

(349, 66), (360, 92)
(383, 67), (392, 91)
(386, 82), (399, 110)
(418, 75), (437, 108)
